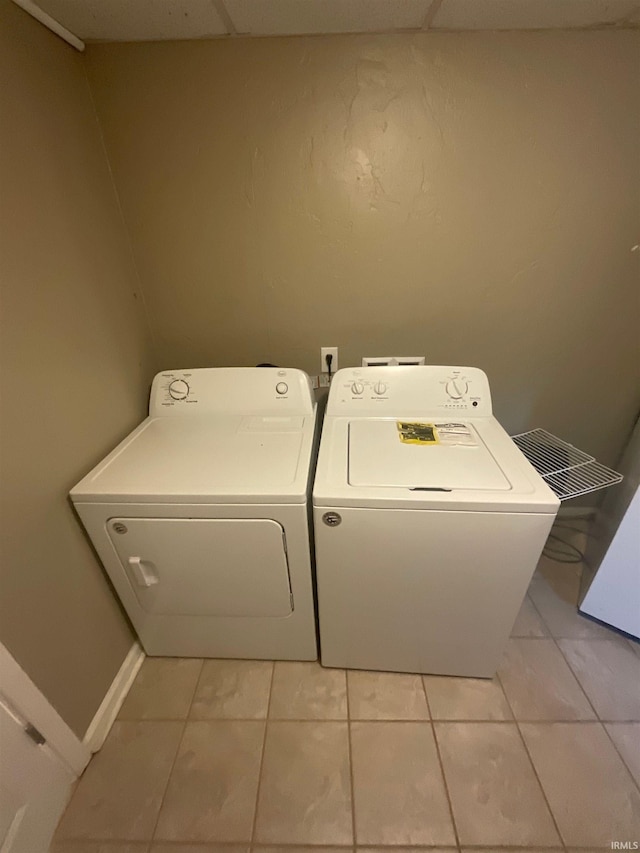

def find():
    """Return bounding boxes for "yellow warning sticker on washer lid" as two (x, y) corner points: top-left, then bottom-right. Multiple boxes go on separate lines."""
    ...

(396, 422), (439, 444)
(396, 422), (478, 446)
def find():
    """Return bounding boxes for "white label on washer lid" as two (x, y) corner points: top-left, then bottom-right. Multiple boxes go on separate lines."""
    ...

(434, 423), (478, 446)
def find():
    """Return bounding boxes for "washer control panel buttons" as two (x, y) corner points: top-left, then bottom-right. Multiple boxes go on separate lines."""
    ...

(276, 382), (288, 395)
(333, 367), (490, 414)
(340, 377), (391, 401)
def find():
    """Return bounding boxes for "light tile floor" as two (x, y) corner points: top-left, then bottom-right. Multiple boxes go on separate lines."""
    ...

(52, 555), (640, 853)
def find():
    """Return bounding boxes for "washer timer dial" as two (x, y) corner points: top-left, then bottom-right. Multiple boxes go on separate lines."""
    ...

(446, 378), (468, 400)
(168, 379), (189, 400)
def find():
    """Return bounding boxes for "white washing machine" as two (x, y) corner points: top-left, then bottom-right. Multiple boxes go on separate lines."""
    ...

(313, 365), (560, 677)
(71, 367), (318, 660)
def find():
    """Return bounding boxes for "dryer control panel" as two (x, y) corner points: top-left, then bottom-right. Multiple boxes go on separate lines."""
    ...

(149, 368), (315, 416)
(327, 366), (492, 417)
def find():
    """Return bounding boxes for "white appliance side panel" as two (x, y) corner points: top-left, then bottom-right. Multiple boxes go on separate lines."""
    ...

(107, 518), (292, 617)
(580, 486), (640, 638)
(314, 507), (554, 677)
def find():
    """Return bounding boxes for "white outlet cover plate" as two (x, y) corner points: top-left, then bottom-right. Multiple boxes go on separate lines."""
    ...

(321, 347), (339, 373)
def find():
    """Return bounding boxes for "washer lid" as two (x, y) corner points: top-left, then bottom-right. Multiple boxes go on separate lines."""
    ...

(348, 420), (511, 490)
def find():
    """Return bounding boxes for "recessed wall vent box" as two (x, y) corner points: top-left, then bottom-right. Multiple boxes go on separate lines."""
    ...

(362, 356), (426, 367)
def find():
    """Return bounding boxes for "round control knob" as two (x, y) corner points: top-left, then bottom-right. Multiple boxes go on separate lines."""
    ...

(446, 378), (468, 400)
(351, 382), (364, 395)
(276, 382), (288, 395)
(373, 381), (387, 395)
(168, 379), (189, 400)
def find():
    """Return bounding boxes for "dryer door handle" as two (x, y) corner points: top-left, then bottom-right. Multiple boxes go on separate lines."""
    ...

(128, 556), (159, 588)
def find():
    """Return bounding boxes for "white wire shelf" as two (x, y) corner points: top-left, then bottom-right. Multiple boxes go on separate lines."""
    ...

(511, 428), (623, 501)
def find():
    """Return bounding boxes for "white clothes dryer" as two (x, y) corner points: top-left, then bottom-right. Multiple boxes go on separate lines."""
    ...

(71, 367), (318, 660)
(313, 366), (559, 677)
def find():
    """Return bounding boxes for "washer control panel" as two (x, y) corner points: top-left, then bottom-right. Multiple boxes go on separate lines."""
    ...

(149, 368), (314, 416)
(328, 365), (492, 416)
(441, 369), (483, 411)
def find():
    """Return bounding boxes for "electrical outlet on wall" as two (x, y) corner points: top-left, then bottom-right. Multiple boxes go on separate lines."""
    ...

(321, 347), (338, 374)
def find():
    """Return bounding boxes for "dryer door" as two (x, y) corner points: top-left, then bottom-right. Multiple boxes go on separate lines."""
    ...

(106, 518), (293, 617)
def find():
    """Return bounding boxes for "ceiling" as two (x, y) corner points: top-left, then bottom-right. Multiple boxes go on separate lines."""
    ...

(28, 0), (640, 42)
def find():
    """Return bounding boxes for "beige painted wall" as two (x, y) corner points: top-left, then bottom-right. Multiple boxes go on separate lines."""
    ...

(0, 1), (155, 736)
(0, 15), (636, 737)
(86, 30), (640, 465)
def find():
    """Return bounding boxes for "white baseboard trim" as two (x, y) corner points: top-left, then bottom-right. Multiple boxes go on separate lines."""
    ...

(83, 641), (145, 753)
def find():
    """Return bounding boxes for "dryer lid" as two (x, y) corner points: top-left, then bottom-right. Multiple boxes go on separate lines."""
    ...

(72, 414), (311, 502)
(348, 420), (511, 491)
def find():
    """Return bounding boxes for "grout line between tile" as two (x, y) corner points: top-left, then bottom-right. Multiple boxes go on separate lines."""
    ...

(249, 661), (276, 846)
(421, 0), (444, 29)
(458, 848), (560, 852)
(600, 721), (640, 795)
(526, 578), (554, 635)
(116, 713), (497, 722)
(528, 570), (640, 731)
(495, 669), (568, 852)
(250, 846), (460, 851)
(526, 568), (608, 723)
(149, 657), (205, 843)
(420, 675), (460, 850)
(251, 846), (353, 850)
(549, 633), (603, 724)
(508, 634), (553, 640)
(187, 655), (210, 721)
(504, 635), (601, 723)
(345, 670), (357, 848)
(528, 561), (626, 643)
